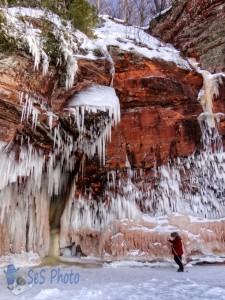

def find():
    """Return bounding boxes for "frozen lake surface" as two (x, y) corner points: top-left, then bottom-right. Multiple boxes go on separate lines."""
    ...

(1, 260), (225, 300)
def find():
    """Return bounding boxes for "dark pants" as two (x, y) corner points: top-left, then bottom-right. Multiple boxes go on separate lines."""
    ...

(174, 255), (184, 271)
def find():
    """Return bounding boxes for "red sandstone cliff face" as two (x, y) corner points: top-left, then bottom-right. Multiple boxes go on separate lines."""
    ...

(0, 47), (204, 168)
(0, 53), (112, 151)
(0, 46), (206, 257)
(1, 9), (225, 259)
(148, 0), (225, 73)
(59, 214), (225, 260)
(65, 47), (206, 204)
(106, 48), (203, 170)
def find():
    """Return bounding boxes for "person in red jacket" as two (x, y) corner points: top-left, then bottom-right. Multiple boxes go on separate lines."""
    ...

(168, 232), (184, 272)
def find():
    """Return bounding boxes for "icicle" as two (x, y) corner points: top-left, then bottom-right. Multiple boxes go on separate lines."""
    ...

(66, 85), (121, 165)
(31, 107), (40, 129)
(58, 32), (79, 89)
(41, 50), (49, 76)
(20, 93), (41, 129)
(26, 32), (41, 71)
(46, 111), (58, 131)
(66, 55), (78, 89)
(99, 47), (115, 86)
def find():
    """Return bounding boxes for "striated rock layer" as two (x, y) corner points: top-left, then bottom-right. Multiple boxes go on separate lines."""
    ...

(74, 214), (225, 261)
(0, 53), (112, 149)
(0, 49), (205, 179)
(107, 48), (203, 169)
(148, 0), (225, 73)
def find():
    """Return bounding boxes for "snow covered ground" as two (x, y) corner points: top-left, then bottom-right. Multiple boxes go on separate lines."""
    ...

(0, 260), (225, 300)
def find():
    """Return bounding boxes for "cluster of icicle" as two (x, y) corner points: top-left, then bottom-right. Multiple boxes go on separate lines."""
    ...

(59, 71), (225, 239)
(60, 148), (225, 237)
(18, 87), (120, 185)
(19, 84), (121, 167)
(67, 85), (121, 164)
(60, 176), (140, 236)
(2, 7), (81, 88)
(0, 83), (121, 255)
(1, 8), (118, 90)
(0, 104), (80, 254)
(0, 136), (68, 255)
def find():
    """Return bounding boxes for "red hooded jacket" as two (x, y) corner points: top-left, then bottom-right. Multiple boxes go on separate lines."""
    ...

(169, 237), (183, 256)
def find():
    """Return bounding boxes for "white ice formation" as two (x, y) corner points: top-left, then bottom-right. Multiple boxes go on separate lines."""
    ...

(0, 7), (225, 257)
(60, 149), (225, 243)
(67, 85), (120, 164)
(198, 71), (225, 128)
(0, 84), (121, 255)
(20, 92), (41, 129)
(1, 7), (81, 88)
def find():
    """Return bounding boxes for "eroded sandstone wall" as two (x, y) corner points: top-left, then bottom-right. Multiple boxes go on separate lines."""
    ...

(0, 9), (225, 259)
(106, 48), (203, 170)
(148, 0), (225, 73)
(66, 215), (225, 261)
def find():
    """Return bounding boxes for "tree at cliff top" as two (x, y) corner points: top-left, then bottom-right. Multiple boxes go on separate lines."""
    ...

(66, 0), (98, 36)
(0, 0), (98, 36)
(88, 0), (172, 26)
(0, 0), (66, 11)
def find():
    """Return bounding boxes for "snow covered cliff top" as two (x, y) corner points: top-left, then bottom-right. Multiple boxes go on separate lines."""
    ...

(92, 15), (190, 70)
(1, 7), (191, 81)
